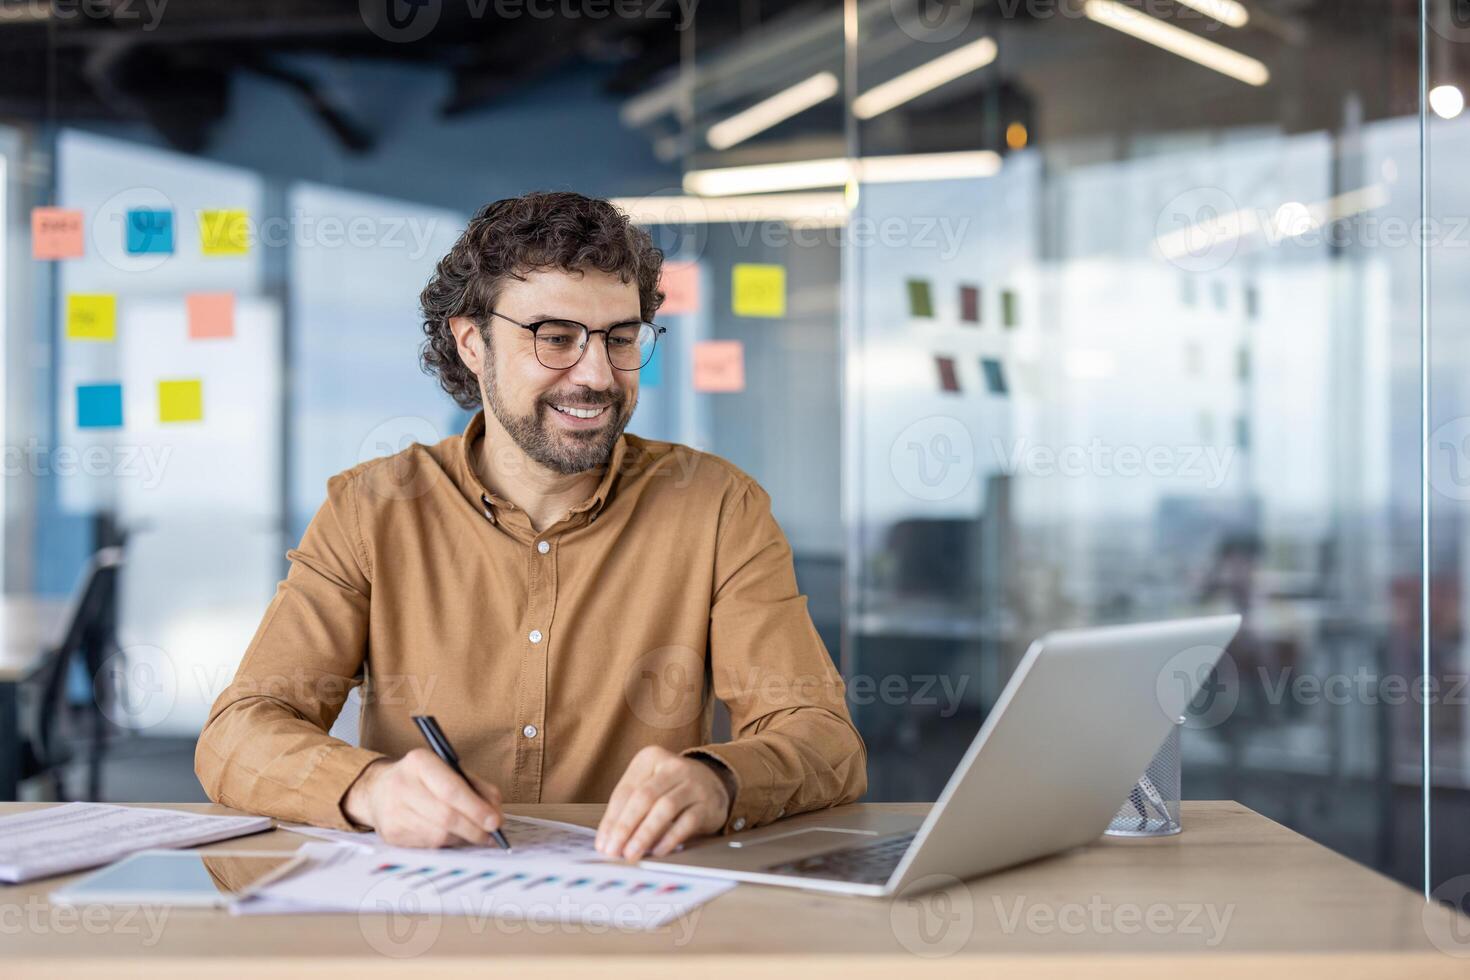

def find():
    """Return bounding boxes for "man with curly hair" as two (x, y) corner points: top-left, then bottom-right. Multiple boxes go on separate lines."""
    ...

(197, 192), (866, 862)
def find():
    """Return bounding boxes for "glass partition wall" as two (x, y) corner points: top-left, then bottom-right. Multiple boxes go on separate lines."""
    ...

(665, 0), (1452, 896)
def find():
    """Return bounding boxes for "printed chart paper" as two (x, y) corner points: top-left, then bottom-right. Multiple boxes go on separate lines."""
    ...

(239, 841), (734, 929)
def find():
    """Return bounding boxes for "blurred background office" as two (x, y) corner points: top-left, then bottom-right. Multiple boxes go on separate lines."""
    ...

(0, 0), (1466, 898)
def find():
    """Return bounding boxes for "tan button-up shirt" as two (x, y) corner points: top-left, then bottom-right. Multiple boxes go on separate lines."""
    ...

(195, 412), (866, 833)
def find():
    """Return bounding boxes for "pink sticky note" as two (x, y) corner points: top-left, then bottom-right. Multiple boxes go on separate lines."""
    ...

(32, 207), (84, 260)
(187, 292), (235, 339)
(659, 261), (700, 316)
(693, 340), (745, 393)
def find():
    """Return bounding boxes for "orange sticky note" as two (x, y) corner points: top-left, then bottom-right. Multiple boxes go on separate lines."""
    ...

(32, 208), (84, 260)
(659, 261), (700, 316)
(187, 292), (235, 339)
(158, 379), (204, 423)
(693, 340), (745, 393)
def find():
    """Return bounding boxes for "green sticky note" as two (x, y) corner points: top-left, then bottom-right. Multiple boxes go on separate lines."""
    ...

(906, 279), (934, 318)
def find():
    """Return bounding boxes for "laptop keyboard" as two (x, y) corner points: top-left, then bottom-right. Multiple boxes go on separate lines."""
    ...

(762, 831), (917, 885)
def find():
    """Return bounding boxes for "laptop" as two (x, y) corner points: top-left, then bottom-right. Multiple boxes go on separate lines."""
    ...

(641, 614), (1242, 897)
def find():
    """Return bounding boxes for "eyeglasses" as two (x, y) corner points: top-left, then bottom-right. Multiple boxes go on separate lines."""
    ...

(485, 310), (666, 372)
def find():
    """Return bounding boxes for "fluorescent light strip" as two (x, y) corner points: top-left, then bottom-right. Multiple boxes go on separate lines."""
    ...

(1083, 0), (1268, 86)
(853, 36), (998, 120)
(683, 150), (1002, 197)
(707, 72), (841, 150)
(1153, 184), (1389, 259)
(610, 193), (849, 227)
(1174, 0), (1249, 28)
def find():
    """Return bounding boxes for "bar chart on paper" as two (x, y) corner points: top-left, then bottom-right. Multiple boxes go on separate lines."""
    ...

(240, 842), (734, 928)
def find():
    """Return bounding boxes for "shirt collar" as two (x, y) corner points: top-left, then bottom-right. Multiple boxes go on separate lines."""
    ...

(458, 410), (628, 523)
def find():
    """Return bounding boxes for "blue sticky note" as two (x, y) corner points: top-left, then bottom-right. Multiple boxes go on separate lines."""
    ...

(77, 383), (124, 428)
(125, 209), (174, 255)
(641, 342), (663, 387)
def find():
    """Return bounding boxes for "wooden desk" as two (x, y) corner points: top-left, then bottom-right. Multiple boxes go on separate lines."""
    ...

(2, 801), (1464, 978)
(0, 597), (69, 798)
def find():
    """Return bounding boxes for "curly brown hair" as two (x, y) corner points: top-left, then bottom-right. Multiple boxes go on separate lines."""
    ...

(419, 191), (666, 409)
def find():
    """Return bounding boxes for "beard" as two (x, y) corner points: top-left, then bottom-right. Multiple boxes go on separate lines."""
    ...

(481, 360), (635, 476)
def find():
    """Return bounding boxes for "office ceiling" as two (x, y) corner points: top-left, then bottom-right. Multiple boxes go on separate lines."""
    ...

(0, 0), (1432, 156)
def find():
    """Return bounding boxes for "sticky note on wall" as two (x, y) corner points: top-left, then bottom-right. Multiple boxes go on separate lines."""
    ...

(158, 379), (204, 423)
(731, 264), (785, 318)
(199, 209), (250, 256)
(659, 261), (700, 316)
(187, 292), (235, 339)
(76, 383), (124, 429)
(640, 342), (663, 387)
(693, 340), (745, 392)
(126, 209), (174, 255)
(906, 279), (934, 318)
(959, 284), (980, 323)
(66, 294), (117, 341)
(935, 355), (959, 393)
(32, 207), (84, 260)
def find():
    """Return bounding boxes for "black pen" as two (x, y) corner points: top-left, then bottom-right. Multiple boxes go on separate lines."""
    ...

(411, 714), (512, 851)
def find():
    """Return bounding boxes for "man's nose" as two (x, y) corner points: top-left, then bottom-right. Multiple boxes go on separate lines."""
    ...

(566, 332), (617, 390)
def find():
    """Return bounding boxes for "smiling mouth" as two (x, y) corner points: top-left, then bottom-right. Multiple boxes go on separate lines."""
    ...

(550, 403), (609, 420)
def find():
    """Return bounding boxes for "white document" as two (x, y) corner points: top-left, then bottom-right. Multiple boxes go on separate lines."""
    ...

(236, 841), (734, 929)
(280, 813), (599, 860)
(0, 802), (273, 883)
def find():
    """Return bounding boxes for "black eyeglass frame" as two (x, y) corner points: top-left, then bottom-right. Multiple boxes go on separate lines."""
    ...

(484, 310), (667, 372)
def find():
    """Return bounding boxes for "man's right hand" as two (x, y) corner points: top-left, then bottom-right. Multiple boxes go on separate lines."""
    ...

(342, 748), (505, 848)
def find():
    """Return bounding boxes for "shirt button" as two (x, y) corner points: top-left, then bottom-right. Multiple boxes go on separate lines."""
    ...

(528, 629), (543, 644)
(732, 817), (746, 831)
(523, 724), (538, 739)
(537, 541), (550, 554)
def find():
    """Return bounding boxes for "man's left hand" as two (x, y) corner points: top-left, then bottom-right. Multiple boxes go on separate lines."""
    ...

(595, 746), (732, 860)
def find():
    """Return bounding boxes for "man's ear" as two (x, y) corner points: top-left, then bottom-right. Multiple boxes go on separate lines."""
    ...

(450, 316), (485, 375)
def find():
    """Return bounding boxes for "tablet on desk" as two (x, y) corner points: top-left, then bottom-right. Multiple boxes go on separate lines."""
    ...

(50, 849), (307, 908)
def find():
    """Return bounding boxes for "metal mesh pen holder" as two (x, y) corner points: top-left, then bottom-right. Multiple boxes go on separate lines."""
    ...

(1105, 718), (1183, 837)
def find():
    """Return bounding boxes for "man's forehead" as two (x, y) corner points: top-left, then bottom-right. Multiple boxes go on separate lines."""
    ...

(500, 267), (640, 314)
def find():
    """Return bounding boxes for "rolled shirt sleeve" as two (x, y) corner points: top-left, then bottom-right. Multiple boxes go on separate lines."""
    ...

(194, 472), (386, 829)
(681, 480), (868, 833)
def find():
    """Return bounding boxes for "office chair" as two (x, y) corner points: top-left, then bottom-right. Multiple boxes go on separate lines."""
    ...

(19, 546), (125, 801)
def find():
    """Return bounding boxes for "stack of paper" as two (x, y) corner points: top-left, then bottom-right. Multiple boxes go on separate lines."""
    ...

(237, 839), (734, 929)
(0, 803), (273, 883)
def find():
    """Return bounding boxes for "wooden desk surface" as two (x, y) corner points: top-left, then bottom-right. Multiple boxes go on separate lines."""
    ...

(0, 596), (68, 682)
(2, 801), (1465, 979)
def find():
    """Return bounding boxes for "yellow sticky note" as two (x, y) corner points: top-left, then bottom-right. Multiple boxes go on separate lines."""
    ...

(732, 263), (786, 318)
(199, 209), (250, 256)
(158, 379), (204, 423)
(66, 294), (117, 341)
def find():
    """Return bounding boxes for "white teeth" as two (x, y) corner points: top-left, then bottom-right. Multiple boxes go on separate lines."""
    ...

(553, 404), (605, 420)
